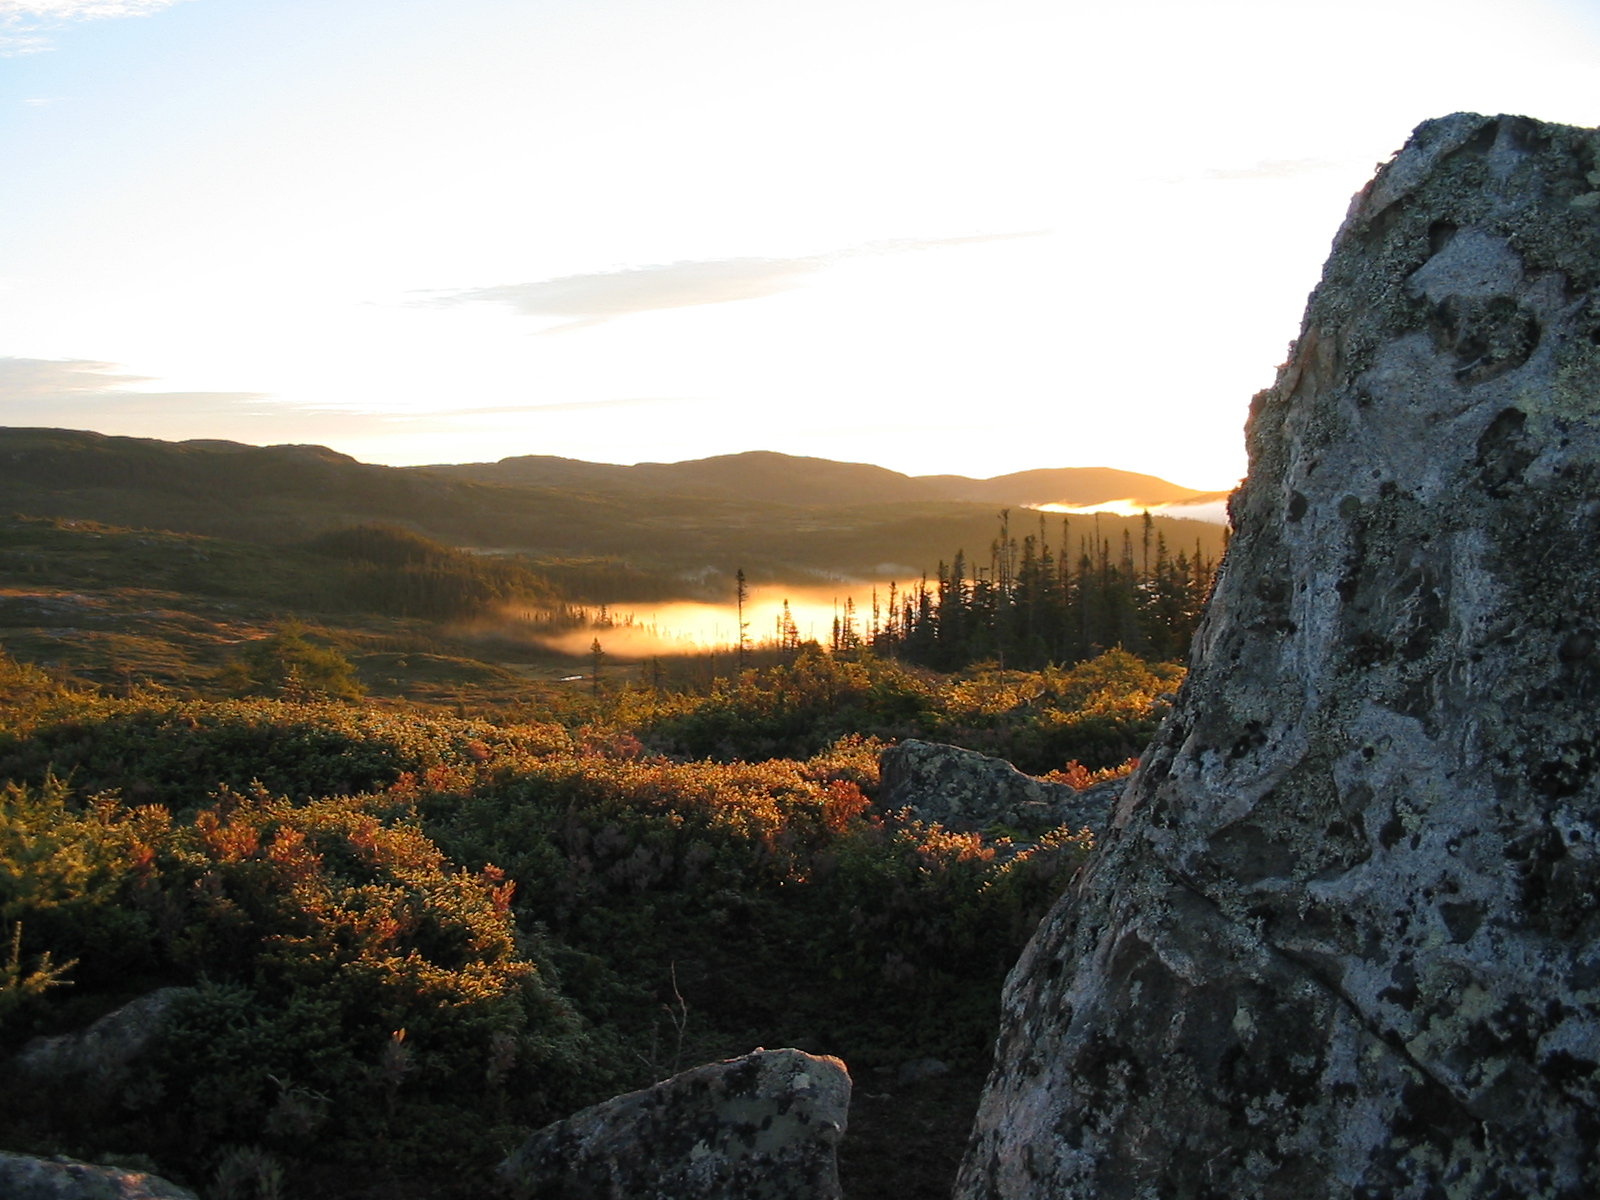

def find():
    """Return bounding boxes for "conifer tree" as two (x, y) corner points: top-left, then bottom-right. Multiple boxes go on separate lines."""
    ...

(735, 569), (750, 672)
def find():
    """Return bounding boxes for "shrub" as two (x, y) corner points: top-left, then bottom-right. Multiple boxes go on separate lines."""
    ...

(0, 779), (596, 1191)
(417, 738), (1091, 1072)
(222, 622), (364, 702)
(0, 693), (571, 810)
(0, 643), (1139, 1195)
(626, 647), (1179, 773)
(639, 647), (938, 760)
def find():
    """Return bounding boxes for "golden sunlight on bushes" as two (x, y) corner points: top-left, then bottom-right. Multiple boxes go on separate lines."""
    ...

(0, 642), (1151, 1195)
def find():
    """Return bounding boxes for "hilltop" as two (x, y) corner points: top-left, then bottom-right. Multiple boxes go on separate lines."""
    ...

(420, 449), (1227, 511)
(0, 428), (1229, 596)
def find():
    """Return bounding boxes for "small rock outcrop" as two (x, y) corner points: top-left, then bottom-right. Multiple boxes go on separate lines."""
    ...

(0, 1153), (195, 1199)
(958, 113), (1600, 1198)
(877, 740), (1117, 836)
(16, 989), (190, 1091)
(500, 1048), (850, 1199)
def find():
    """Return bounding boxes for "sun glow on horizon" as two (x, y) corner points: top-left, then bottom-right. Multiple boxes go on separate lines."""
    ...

(1032, 497), (1233, 526)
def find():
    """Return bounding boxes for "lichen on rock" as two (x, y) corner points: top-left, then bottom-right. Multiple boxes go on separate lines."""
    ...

(500, 1047), (850, 1200)
(0, 1153), (195, 1200)
(956, 112), (1600, 1199)
(877, 739), (1118, 838)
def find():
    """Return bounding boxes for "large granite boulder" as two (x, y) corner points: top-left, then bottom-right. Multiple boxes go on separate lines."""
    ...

(957, 112), (1600, 1199)
(878, 739), (1118, 836)
(500, 1047), (850, 1199)
(0, 1154), (195, 1200)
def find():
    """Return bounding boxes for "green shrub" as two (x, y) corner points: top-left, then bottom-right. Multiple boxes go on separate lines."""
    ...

(417, 739), (1091, 1071)
(627, 646), (1178, 773)
(638, 646), (939, 760)
(0, 693), (570, 810)
(0, 643), (1132, 1195)
(0, 780), (596, 1190)
(222, 622), (364, 702)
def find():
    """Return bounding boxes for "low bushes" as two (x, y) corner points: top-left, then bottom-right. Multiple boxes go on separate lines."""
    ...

(0, 687), (571, 810)
(0, 777), (592, 1192)
(623, 645), (1180, 774)
(0, 650), (1107, 1196)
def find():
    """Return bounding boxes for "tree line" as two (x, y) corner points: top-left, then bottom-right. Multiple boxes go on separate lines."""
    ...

(819, 510), (1222, 671)
(306, 523), (555, 620)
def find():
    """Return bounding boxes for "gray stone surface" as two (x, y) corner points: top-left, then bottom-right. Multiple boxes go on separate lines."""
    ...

(0, 1154), (195, 1200)
(957, 112), (1600, 1199)
(16, 988), (190, 1088)
(877, 739), (1118, 836)
(500, 1047), (850, 1199)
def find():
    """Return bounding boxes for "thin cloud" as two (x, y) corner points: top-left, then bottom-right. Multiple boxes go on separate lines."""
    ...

(0, 356), (319, 437)
(1, 0), (191, 54)
(1203, 158), (1343, 181)
(429, 231), (1044, 334)
(442, 396), (706, 417)
(440, 256), (831, 333)
(1, 356), (240, 402)
(0, 356), (704, 441)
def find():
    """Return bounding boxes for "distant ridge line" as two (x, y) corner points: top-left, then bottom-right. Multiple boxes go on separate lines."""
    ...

(414, 449), (1232, 512)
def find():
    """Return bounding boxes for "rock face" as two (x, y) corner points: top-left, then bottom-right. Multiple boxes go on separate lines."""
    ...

(16, 988), (190, 1089)
(877, 739), (1117, 836)
(0, 1154), (195, 1200)
(500, 1048), (850, 1199)
(957, 112), (1600, 1199)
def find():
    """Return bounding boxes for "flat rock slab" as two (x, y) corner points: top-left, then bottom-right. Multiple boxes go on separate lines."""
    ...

(0, 1154), (195, 1200)
(501, 1048), (850, 1200)
(959, 112), (1600, 1199)
(877, 739), (1117, 836)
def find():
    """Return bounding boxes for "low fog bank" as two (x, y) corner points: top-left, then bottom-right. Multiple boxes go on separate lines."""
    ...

(462, 585), (899, 661)
(1031, 495), (1232, 525)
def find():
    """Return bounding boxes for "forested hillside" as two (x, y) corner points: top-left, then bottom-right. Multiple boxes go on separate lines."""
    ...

(421, 449), (1224, 511)
(0, 427), (1228, 598)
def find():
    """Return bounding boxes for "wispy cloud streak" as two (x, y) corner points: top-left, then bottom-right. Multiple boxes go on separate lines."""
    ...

(0, 357), (702, 442)
(428, 231), (1043, 333)
(0, 356), (307, 437)
(1, 0), (191, 54)
(1202, 158), (1344, 181)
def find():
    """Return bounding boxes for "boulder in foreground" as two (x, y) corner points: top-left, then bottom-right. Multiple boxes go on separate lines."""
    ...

(959, 111), (1600, 1198)
(500, 1047), (850, 1200)
(877, 739), (1116, 836)
(0, 1153), (195, 1200)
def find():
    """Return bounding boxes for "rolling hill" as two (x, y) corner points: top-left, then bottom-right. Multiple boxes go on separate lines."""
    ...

(419, 449), (1230, 511)
(0, 427), (1230, 595)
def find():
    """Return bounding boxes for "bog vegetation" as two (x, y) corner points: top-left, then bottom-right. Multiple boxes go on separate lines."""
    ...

(0, 504), (1215, 1199)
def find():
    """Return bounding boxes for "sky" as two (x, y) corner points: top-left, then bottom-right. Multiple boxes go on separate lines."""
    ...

(3, 0), (1600, 490)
